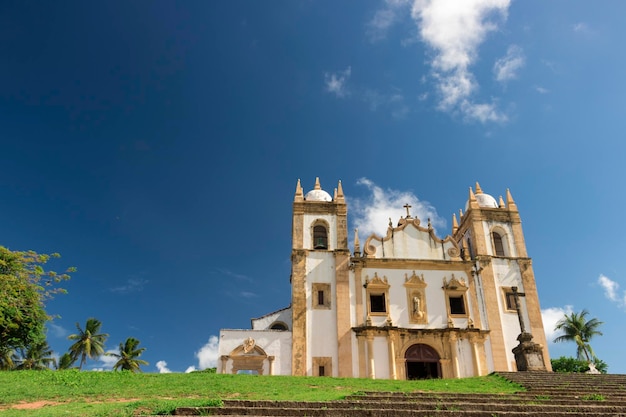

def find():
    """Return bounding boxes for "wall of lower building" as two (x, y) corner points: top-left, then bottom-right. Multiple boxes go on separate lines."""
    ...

(251, 308), (292, 331)
(217, 329), (292, 375)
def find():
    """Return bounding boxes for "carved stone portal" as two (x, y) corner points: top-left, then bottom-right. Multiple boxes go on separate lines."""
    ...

(226, 339), (269, 375)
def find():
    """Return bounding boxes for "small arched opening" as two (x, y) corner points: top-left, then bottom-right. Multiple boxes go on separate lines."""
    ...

(405, 344), (441, 380)
(270, 321), (288, 331)
(313, 224), (328, 249)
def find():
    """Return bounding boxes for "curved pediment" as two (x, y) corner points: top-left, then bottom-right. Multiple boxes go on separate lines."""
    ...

(363, 218), (461, 261)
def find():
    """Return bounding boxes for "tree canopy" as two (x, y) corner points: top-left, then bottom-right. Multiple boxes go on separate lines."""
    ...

(110, 337), (149, 372)
(554, 309), (603, 362)
(0, 246), (73, 351)
(68, 318), (109, 370)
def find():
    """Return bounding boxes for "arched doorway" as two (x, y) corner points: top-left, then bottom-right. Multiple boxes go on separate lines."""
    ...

(405, 344), (441, 380)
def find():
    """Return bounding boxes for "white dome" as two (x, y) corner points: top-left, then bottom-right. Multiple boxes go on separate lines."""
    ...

(465, 193), (499, 210)
(305, 189), (332, 202)
(476, 193), (498, 208)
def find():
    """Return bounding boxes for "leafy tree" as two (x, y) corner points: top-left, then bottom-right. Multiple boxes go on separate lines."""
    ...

(15, 341), (56, 370)
(56, 352), (76, 370)
(0, 246), (73, 351)
(554, 309), (603, 362)
(68, 318), (108, 370)
(109, 337), (148, 372)
(551, 356), (608, 374)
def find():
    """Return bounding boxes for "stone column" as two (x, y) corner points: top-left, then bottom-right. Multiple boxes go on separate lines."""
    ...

(220, 356), (229, 375)
(367, 335), (376, 379)
(387, 334), (397, 380)
(470, 334), (482, 376)
(449, 332), (460, 378)
(268, 356), (275, 376)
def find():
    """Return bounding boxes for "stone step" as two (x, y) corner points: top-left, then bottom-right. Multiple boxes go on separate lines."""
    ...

(174, 406), (626, 416)
(218, 400), (626, 412)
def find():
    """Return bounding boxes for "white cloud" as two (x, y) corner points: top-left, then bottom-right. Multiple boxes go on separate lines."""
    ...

(324, 67), (352, 98)
(185, 366), (197, 373)
(367, 0), (411, 41)
(362, 89), (409, 119)
(195, 335), (219, 369)
(493, 45), (525, 83)
(598, 274), (626, 308)
(460, 100), (506, 123)
(240, 291), (258, 298)
(410, 0), (511, 122)
(110, 278), (148, 294)
(541, 305), (573, 343)
(91, 349), (118, 371)
(156, 360), (172, 373)
(47, 322), (68, 338)
(535, 86), (549, 94)
(351, 178), (444, 240)
(573, 22), (590, 33)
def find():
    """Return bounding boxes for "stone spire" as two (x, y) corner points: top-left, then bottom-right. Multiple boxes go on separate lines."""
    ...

(336, 180), (345, 203)
(468, 186), (479, 210)
(354, 228), (361, 256)
(506, 188), (518, 211)
(475, 182), (483, 194)
(452, 213), (459, 234)
(498, 195), (505, 208)
(314, 177), (321, 190)
(294, 179), (304, 202)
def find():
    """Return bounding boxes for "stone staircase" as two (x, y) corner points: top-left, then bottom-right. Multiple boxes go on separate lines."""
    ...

(164, 372), (626, 416)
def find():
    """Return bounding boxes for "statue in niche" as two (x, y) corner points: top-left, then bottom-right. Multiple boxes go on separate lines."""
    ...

(243, 337), (255, 353)
(412, 293), (424, 319)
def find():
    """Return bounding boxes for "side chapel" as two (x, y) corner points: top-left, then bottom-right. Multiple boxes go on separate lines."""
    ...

(217, 178), (551, 379)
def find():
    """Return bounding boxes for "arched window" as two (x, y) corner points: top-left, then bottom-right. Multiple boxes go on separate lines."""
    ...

(270, 322), (288, 331)
(492, 232), (505, 256)
(313, 225), (328, 249)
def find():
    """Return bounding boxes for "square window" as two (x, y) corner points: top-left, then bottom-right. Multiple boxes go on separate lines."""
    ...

(505, 292), (516, 311)
(370, 294), (386, 313)
(312, 283), (331, 309)
(312, 357), (331, 377)
(448, 296), (466, 315)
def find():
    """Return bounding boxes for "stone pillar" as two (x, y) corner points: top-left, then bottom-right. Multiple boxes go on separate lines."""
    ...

(268, 356), (275, 376)
(357, 334), (367, 378)
(387, 334), (397, 380)
(220, 356), (228, 375)
(470, 334), (482, 376)
(367, 335), (376, 379)
(449, 332), (460, 378)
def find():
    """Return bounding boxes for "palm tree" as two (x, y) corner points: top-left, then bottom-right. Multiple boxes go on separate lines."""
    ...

(67, 318), (108, 370)
(0, 347), (17, 370)
(554, 309), (603, 362)
(109, 337), (148, 372)
(15, 341), (56, 370)
(56, 352), (76, 370)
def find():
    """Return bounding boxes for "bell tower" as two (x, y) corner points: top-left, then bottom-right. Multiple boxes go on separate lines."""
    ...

(453, 183), (550, 372)
(290, 178), (351, 376)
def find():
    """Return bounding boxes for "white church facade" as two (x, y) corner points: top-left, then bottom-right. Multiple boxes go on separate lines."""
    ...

(217, 178), (551, 379)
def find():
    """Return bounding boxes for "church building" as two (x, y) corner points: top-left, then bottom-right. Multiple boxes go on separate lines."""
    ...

(216, 178), (551, 379)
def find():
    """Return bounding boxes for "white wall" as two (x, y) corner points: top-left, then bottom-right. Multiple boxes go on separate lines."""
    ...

(306, 250), (338, 375)
(217, 329), (292, 375)
(360, 267), (473, 329)
(252, 307), (292, 331)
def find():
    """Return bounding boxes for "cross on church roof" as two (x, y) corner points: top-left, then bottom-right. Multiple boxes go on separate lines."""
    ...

(404, 203), (412, 218)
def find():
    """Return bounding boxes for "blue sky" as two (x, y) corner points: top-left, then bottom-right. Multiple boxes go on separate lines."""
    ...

(2, 0), (625, 373)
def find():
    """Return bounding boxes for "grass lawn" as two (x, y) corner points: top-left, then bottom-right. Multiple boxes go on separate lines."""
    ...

(0, 370), (522, 416)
